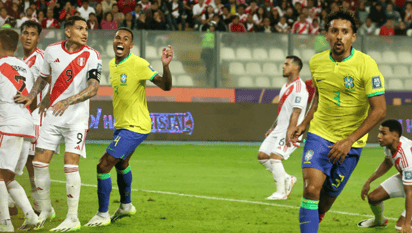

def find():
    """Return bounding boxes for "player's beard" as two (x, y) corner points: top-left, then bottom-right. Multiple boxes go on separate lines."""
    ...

(332, 42), (345, 56)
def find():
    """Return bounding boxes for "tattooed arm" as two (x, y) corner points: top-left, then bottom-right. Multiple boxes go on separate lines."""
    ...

(51, 79), (100, 116)
(14, 76), (49, 107)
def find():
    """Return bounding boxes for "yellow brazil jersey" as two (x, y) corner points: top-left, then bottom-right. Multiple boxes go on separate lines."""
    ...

(109, 53), (158, 134)
(308, 48), (385, 148)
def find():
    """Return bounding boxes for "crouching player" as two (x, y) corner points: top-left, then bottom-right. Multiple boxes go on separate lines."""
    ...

(358, 119), (412, 232)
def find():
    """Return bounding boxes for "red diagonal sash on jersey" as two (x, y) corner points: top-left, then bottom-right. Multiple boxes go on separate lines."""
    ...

(49, 51), (90, 106)
(0, 63), (31, 113)
(25, 55), (36, 68)
(278, 85), (294, 114)
(298, 23), (307, 34)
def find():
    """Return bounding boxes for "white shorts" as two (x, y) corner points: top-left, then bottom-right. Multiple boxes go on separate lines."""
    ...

(258, 130), (298, 160)
(381, 173), (405, 198)
(36, 123), (87, 158)
(0, 134), (31, 176)
(28, 125), (60, 156)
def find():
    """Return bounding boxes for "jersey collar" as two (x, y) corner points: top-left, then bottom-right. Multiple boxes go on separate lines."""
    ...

(391, 141), (402, 158)
(116, 53), (131, 65)
(61, 40), (85, 54)
(23, 48), (38, 61)
(286, 76), (300, 87)
(329, 47), (355, 63)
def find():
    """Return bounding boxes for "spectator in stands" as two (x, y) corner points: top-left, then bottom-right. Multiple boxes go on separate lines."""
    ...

(330, 2), (339, 12)
(244, 14), (258, 32)
(310, 18), (319, 34)
(211, 14), (227, 31)
(404, 2), (412, 27)
(138, 0), (152, 11)
(278, 0), (288, 17)
(245, 0), (258, 15)
(269, 6), (280, 26)
(74, 11), (81, 16)
(42, 9), (60, 28)
(222, 6), (235, 25)
(228, 15), (246, 32)
(118, 0), (137, 14)
(0, 7), (9, 27)
(59, 2), (76, 21)
(294, 2), (302, 18)
(299, 7), (311, 22)
(358, 17), (377, 35)
(168, 0), (185, 30)
(2, 16), (16, 28)
(293, 0), (307, 7)
(341, 0), (350, 11)
(145, 1), (162, 24)
(275, 16), (291, 32)
(355, 1), (368, 24)
(258, 17), (274, 32)
(369, 3), (386, 27)
(380, 19), (395, 35)
(37, 0), (49, 13)
(253, 6), (267, 25)
(201, 5), (215, 29)
(307, 0), (321, 16)
(101, 11), (118, 29)
(120, 12), (136, 29)
(111, 3), (120, 16)
(285, 7), (296, 26)
(319, 8), (327, 28)
(192, 0), (207, 30)
(136, 12), (149, 29)
(237, 5), (247, 23)
(148, 10), (168, 30)
(95, 3), (104, 24)
(37, 10), (45, 23)
(131, 4), (142, 20)
(87, 12), (100, 29)
(263, 0), (272, 13)
(225, 0), (238, 15)
(385, 3), (401, 23)
(78, 0), (95, 21)
(395, 21), (407, 35)
(88, 0), (98, 9)
(102, 0), (117, 13)
(8, 3), (20, 19)
(292, 12), (311, 34)
(114, 10), (125, 24)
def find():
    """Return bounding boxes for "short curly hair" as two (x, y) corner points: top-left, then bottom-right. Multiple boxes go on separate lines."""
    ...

(325, 10), (359, 33)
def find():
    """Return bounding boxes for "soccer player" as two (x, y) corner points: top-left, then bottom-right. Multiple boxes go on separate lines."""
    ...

(85, 27), (173, 227)
(0, 29), (40, 232)
(258, 56), (308, 200)
(287, 10), (387, 233)
(14, 16), (102, 231)
(357, 119), (412, 232)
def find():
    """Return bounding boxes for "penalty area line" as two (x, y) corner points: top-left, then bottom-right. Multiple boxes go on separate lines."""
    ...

(50, 179), (397, 221)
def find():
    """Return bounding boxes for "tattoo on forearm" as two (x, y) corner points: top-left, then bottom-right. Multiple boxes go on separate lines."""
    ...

(29, 77), (48, 99)
(62, 79), (99, 105)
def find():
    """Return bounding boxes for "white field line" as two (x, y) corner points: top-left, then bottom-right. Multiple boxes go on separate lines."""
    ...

(50, 179), (397, 220)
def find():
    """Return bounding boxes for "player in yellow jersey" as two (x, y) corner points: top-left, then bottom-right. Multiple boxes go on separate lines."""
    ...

(85, 27), (173, 227)
(287, 10), (387, 233)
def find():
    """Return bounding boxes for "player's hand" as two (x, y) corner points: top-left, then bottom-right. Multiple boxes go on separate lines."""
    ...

(13, 91), (33, 107)
(265, 128), (274, 137)
(161, 45), (173, 67)
(401, 222), (412, 233)
(360, 182), (370, 201)
(38, 94), (51, 117)
(289, 124), (306, 144)
(328, 138), (354, 164)
(51, 100), (69, 116)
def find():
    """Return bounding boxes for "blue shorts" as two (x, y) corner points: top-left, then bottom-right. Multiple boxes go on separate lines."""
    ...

(302, 132), (363, 197)
(106, 129), (149, 160)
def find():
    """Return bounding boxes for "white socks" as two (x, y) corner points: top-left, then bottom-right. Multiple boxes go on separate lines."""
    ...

(259, 159), (273, 172)
(7, 180), (34, 216)
(33, 161), (52, 213)
(30, 177), (41, 212)
(0, 180), (11, 225)
(259, 159), (288, 194)
(371, 202), (385, 223)
(64, 164), (80, 218)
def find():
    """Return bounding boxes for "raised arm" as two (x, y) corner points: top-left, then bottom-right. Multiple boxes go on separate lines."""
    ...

(361, 157), (393, 201)
(152, 45), (173, 91)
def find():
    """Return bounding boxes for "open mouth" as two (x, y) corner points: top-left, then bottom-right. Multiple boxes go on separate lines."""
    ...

(116, 45), (124, 54)
(335, 42), (343, 49)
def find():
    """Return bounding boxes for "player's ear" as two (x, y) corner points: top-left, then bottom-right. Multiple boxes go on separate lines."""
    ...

(130, 42), (133, 49)
(64, 27), (71, 39)
(351, 32), (357, 43)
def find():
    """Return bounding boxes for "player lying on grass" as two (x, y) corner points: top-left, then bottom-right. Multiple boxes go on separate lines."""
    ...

(358, 119), (412, 233)
(85, 27), (173, 227)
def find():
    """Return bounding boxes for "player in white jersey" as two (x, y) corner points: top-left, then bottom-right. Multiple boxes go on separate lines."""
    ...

(14, 16), (102, 232)
(0, 29), (40, 232)
(258, 56), (309, 200)
(358, 119), (412, 232)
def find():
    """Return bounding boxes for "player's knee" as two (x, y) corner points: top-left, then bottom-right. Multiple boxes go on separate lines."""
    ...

(115, 160), (129, 171)
(257, 152), (269, 160)
(367, 193), (381, 205)
(396, 215), (404, 228)
(96, 162), (110, 174)
(303, 184), (321, 199)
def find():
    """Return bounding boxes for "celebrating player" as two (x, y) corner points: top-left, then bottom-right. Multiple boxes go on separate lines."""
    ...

(358, 120), (412, 232)
(0, 29), (40, 232)
(85, 27), (173, 227)
(287, 10), (387, 233)
(14, 16), (102, 232)
(258, 56), (308, 200)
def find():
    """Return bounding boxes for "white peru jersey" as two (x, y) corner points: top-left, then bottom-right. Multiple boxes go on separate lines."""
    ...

(385, 136), (412, 185)
(22, 48), (48, 125)
(274, 77), (309, 133)
(0, 56), (35, 139)
(39, 41), (102, 129)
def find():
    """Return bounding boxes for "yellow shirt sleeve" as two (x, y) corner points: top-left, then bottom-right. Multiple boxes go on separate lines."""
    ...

(363, 57), (385, 97)
(139, 59), (158, 81)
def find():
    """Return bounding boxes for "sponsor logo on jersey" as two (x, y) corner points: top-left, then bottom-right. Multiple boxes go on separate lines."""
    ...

(316, 79), (325, 82)
(54, 58), (60, 63)
(372, 76), (382, 89)
(404, 171), (412, 180)
(304, 150), (314, 164)
(77, 57), (85, 67)
(75, 145), (80, 150)
(120, 74), (127, 86)
(295, 96), (301, 103)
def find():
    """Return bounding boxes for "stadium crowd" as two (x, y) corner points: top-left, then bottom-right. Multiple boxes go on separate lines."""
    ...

(0, 0), (411, 35)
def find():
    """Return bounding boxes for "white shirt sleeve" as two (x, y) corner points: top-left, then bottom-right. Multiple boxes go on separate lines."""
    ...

(403, 167), (412, 186)
(86, 50), (103, 82)
(39, 48), (51, 77)
(292, 87), (309, 110)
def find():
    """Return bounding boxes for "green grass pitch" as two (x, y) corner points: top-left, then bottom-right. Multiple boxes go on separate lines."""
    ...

(12, 144), (404, 232)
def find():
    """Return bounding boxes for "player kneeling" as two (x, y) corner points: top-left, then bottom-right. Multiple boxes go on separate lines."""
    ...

(358, 119), (412, 232)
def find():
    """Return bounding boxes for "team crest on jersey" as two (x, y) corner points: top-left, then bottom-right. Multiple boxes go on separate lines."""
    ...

(120, 74), (127, 86)
(77, 57), (85, 67)
(344, 76), (354, 89)
(372, 76), (382, 89)
(304, 150), (314, 164)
